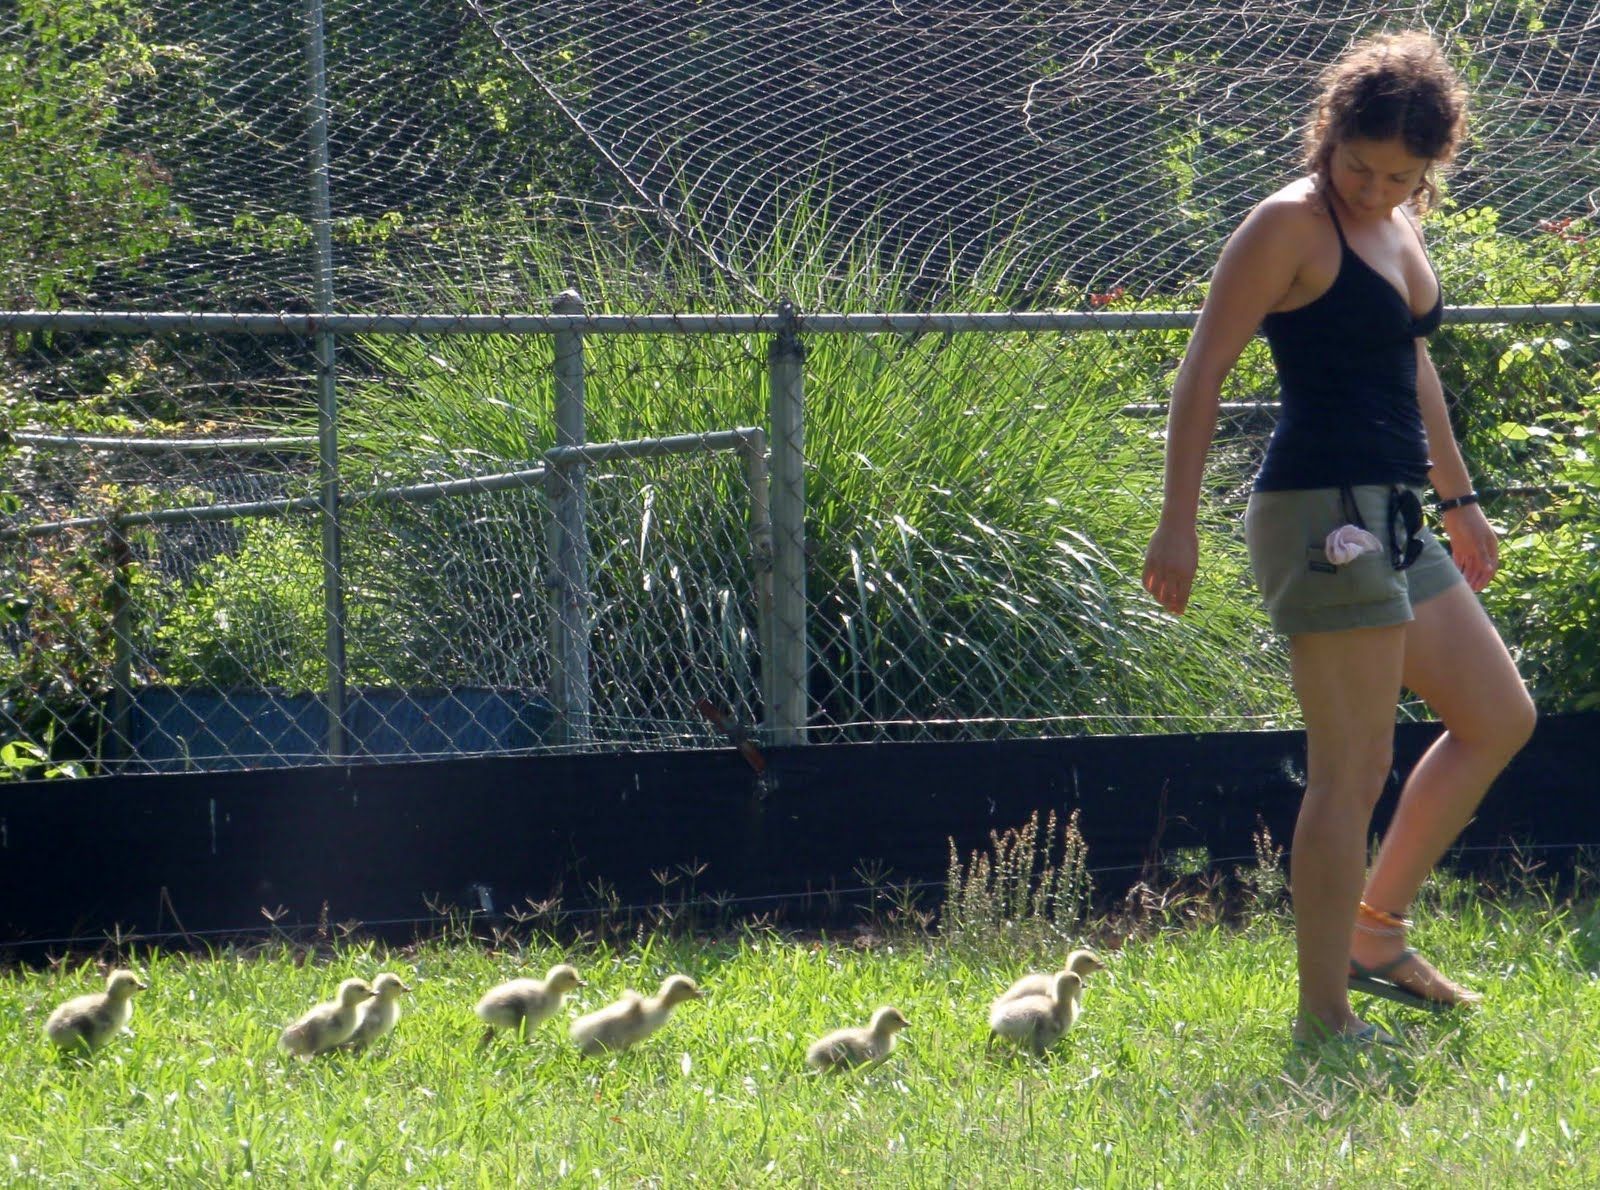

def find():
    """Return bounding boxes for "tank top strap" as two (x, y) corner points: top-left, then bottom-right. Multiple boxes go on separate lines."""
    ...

(1324, 194), (1349, 247)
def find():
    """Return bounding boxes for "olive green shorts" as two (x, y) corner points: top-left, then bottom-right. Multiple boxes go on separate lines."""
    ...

(1244, 484), (1465, 636)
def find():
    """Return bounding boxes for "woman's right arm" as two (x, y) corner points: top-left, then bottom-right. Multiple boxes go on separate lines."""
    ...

(1142, 201), (1306, 616)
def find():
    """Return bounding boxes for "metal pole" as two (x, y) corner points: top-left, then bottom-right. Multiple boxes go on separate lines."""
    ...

(765, 301), (808, 745)
(304, 0), (345, 760)
(739, 429), (777, 734)
(8, 304), (1600, 337)
(548, 289), (592, 745)
(107, 524), (133, 766)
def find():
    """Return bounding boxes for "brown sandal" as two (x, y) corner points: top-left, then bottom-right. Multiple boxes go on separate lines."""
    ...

(1348, 950), (1482, 1012)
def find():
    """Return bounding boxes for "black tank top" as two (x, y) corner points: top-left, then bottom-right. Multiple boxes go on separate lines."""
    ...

(1253, 199), (1444, 491)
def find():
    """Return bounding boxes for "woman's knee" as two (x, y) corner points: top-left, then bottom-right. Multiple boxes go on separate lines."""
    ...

(1306, 743), (1395, 809)
(1495, 689), (1537, 756)
(1452, 687), (1537, 761)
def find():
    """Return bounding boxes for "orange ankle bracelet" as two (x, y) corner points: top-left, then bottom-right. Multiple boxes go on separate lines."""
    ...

(1357, 900), (1412, 931)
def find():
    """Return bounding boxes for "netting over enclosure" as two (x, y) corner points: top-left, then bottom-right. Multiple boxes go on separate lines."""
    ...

(4, 0), (1597, 311)
(3, 1), (1599, 774)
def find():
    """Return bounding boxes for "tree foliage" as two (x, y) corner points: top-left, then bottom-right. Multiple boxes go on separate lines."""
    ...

(0, 0), (189, 307)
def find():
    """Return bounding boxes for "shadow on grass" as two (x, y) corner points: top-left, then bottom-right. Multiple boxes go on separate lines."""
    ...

(1180, 1018), (1430, 1139)
(1279, 1036), (1423, 1108)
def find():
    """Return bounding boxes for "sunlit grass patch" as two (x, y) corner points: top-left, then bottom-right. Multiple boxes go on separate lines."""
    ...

(4, 860), (1598, 1186)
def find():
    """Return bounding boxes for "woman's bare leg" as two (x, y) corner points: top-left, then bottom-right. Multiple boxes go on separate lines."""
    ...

(1287, 622), (1407, 1040)
(1351, 583), (1536, 998)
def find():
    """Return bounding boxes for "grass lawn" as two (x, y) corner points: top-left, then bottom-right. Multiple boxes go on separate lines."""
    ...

(3, 876), (1599, 1187)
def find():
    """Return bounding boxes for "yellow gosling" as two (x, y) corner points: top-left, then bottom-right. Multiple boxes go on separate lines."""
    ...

(805, 1005), (909, 1072)
(569, 974), (702, 1056)
(988, 969), (1083, 1055)
(475, 963), (585, 1048)
(279, 978), (375, 1058)
(992, 947), (1106, 1006)
(44, 968), (147, 1054)
(342, 972), (412, 1052)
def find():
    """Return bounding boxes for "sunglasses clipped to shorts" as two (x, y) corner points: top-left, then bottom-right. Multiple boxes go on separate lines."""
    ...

(1339, 484), (1424, 571)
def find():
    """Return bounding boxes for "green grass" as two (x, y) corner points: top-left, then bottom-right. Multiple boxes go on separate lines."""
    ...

(4, 879), (1599, 1187)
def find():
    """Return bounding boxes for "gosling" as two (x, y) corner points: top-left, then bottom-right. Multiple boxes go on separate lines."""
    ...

(988, 969), (1083, 1055)
(475, 963), (585, 1048)
(992, 947), (1106, 1006)
(279, 977), (375, 1058)
(805, 1005), (909, 1072)
(569, 974), (702, 1056)
(43, 968), (147, 1054)
(341, 972), (411, 1052)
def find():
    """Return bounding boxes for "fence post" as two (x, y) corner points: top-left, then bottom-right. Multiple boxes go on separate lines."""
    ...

(547, 289), (592, 746)
(741, 428), (776, 724)
(107, 523), (133, 766)
(765, 301), (808, 745)
(304, 0), (346, 760)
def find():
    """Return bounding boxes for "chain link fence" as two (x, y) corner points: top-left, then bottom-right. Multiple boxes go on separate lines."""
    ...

(3, 1), (1597, 775)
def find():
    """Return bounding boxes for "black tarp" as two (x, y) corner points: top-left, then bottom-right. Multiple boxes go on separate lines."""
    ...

(2, 712), (1595, 950)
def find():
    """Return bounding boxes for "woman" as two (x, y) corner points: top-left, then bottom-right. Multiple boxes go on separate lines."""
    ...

(1142, 30), (1536, 1044)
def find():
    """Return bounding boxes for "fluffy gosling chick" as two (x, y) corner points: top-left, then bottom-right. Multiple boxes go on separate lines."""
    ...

(475, 963), (585, 1048)
(993, 947), (1106, 1006)
(569, 974), (702, 1056)
(805, 1005), (909, 1071)
(342, 972), (411, 1052)
(44, 968), (147, 1054)
(279, 978), (375, 1058)
(988, 969), (1083, 1055)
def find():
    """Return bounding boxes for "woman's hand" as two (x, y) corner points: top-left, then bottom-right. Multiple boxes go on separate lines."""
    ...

(1443, 503), (1498, 592)
(1143, 521), (1200, 616)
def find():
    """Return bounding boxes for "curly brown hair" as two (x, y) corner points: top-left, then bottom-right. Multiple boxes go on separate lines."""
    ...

(1303, 30), (1468, 212)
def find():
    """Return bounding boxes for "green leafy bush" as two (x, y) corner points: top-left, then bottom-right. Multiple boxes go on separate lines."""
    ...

(1429, 205), (1600, 484)
(1487, 391), (1600, 710)
(1428, 205), (1600, 709)
(0, 0), (182, 307)
(152, 518), (326, 692)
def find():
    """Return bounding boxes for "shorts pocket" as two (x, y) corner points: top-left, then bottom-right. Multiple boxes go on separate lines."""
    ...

(1287, 545), (1403, 610)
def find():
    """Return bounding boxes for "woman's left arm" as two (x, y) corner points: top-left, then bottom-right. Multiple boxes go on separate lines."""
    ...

(1416, 339), (1498, 592)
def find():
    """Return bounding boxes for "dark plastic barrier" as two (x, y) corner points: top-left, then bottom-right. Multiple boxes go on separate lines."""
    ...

(1, 712), (1595, 949)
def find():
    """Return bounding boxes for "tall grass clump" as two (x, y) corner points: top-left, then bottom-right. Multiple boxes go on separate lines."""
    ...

(251, 193), (1288, 740)
(1235, 818), (1289, 925)
(941, 808), (1093, 956)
